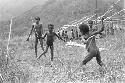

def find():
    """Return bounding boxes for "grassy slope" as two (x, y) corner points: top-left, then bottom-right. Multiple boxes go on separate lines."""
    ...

(0, 0), (125, 83)
(0, 0), (123, 38)
(0, 29), (125, 83)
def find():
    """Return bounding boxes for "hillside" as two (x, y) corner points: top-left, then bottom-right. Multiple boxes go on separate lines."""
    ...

(0, 0), (125, 83)
(12, 0), (107, 29)
(0, 25), (125, 83)
(0, 0), (124, 38)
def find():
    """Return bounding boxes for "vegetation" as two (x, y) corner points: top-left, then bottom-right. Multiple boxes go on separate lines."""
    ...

(0, 0), (125, 83)
(0, 0), (123, 38)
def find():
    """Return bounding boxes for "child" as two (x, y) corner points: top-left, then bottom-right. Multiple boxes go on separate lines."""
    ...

(71, 29), (75, 40)
(76, 30), (78, 39)
(64, 31), (68, 41)
(79, 17), (105, 68)
(26, 17), (44, 58)
(88, 20), (94, 31)
(37, 24), (65, 61)
(57, 30), (61, 37)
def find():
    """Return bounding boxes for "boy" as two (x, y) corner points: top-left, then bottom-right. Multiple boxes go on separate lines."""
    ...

(26, 17), (44, 57)
(57, 30), (60, 37)
(37, 24), (65, 61)
(88, 20), (94, 31)
(88, 20), (103, 38)
(71, 29), (75, 40)
(76, 30), (78, 39)
(79, 17), (105, 68)
(64, 31), (68, 41)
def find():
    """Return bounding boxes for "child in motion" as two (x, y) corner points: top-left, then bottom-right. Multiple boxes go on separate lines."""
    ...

(37, 24), (65, 61)
(26, 17), (44, 58)
(79, 17), (105, 68)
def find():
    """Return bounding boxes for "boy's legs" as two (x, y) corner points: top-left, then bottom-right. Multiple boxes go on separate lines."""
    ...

(96, 51), (106, 74)
(39, 38), (44, 51)
(73, 52), (95, 74)
(50, 45), (54, 61)
(37, 45), (49, 59)
(35, 37), (38, 58)
(96, 51), (104, 67)
(78, 52), (95, 72)
(82, 52), (94, 66)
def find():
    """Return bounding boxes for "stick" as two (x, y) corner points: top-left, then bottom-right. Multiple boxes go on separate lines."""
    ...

(6, 17), (13, 65)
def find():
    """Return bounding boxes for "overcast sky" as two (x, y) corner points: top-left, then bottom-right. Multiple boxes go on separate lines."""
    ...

(0, 0), (48, 21)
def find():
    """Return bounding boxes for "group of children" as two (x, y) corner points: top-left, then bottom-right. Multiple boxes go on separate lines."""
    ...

(58, 29), (79, 41)
(26, 17), (65, 61)
(26, 16), (105, 69)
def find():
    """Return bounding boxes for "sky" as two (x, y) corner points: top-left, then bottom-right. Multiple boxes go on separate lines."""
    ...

(0, 0), (48, 21)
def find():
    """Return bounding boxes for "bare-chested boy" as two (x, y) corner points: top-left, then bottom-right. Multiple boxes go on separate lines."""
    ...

(79, 17), (105, 68)
(37, 24), (65, 61)
(26, 17), (44, 57)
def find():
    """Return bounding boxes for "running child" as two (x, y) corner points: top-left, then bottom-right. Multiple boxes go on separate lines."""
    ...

(79, 17), (105, 68)
(37, 24), (65, 61)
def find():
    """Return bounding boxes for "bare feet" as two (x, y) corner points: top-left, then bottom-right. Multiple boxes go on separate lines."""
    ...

(80, 62), (86, 71)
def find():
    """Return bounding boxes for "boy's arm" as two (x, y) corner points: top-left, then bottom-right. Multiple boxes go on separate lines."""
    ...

(92, 18), (105, 35)
(42, 33), (47, 39)
(81, 36), (87, 44)
(55, 32), (65, 41)
(26, 25), (34, 41)
(40, 24), (43, 34)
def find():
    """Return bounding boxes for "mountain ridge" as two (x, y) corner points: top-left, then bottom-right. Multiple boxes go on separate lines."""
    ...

(0, 0), (124, 38)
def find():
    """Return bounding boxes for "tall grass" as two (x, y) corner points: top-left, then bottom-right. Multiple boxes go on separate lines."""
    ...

(0, 29), (125, 83)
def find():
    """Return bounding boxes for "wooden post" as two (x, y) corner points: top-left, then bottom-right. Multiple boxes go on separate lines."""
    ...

(6, 17), (13, 65)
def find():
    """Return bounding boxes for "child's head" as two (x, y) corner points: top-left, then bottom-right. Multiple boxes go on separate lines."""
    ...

(35, 16), (40, 23)
(48, 24), (54, 32)
(88, 20), (93, 27)
(79, 24), (89, 35)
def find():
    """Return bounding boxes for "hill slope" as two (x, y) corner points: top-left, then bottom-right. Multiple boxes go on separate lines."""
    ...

(0, 26), (125, 83)
(0, 0), (48, 21)
(0, 0), (124, 38)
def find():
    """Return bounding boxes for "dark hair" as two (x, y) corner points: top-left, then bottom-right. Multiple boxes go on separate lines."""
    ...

(48, 24), (54, 29)
(79, 24), (89, 33)
(35, 16), (40, 20)
(88, 20), (93, 24)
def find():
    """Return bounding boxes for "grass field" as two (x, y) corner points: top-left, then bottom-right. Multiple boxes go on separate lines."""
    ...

(0, 30), (125, 83)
